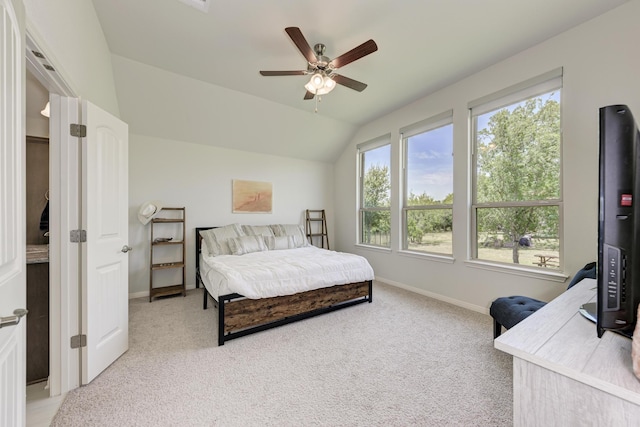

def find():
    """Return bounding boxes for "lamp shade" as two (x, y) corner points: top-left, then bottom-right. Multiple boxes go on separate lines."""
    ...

(310, 73), (324, 89)
(324, 77), (336, 91)
(304, 74), (336, 96)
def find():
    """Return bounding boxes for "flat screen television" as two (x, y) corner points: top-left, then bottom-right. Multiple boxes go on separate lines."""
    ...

(596, 104), (640, 338)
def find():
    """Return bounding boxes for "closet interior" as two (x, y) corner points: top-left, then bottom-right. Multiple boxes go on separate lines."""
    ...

(26, 70), (50, 386)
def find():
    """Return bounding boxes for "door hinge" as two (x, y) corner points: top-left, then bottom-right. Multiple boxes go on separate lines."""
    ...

(70, 334), (87, 349)
(70, 229), (87, 243)
(70, 123), (87, 138)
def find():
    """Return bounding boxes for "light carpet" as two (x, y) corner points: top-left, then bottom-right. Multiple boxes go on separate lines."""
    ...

(51, 281), (513, 426)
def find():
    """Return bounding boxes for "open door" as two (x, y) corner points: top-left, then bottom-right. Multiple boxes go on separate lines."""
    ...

(58, 98), (130, 385)
(81, 100), (129, 384)
(0, 0), (27, 424)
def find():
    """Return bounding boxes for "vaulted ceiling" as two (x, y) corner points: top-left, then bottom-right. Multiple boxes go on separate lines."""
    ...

(84, 0), (627, 162)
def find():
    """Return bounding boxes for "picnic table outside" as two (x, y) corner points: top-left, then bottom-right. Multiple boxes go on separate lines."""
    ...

(534, 254), (558, 268)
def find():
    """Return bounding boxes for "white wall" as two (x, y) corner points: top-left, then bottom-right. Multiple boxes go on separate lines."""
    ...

(25, 113), (48, 138)
(110, 55), (358, 163)
(23, 0), (120, 117)
(333, 0), (640, 312)
(26, 71), (49, 137)
(128, 134), (335, 296)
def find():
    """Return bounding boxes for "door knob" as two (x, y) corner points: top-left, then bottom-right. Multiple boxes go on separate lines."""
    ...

(0, 309), (28, 329)
(121, 245), (133, 253)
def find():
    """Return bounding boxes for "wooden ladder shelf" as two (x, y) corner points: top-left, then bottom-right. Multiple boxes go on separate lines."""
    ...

(149, 207), (186, 302)
(305, 209), (329, 249)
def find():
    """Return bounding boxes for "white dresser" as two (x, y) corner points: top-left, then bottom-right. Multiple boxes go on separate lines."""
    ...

(495, 278), (640, 426)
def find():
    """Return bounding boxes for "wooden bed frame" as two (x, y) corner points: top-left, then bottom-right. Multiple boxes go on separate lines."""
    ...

(195, 227), (373, 346)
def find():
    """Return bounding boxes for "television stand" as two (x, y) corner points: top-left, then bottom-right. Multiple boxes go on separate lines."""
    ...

(579, 301), (633, 338)
(495, 278), (640, 426)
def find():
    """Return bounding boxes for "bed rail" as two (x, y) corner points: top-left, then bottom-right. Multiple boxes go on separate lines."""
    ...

(204, 280), (372, 345)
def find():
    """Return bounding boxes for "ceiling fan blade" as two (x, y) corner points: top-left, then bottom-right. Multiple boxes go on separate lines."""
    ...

(329, 39), (378, 69)
(260, 70), (307, 76)
(285, 27), (317, 64)
(332, 74), (368, 92)
(303, 91), (315, 100)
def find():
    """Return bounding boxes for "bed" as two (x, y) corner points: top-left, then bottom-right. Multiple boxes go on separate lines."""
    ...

(196, 225), (374, 345)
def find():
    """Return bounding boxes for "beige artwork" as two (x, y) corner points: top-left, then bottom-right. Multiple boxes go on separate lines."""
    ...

(232, 180), (273, 213)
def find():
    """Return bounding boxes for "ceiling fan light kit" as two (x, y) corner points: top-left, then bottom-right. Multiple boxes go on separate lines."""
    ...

(260, 27), (378, 112)
(304, 73), (336, 95)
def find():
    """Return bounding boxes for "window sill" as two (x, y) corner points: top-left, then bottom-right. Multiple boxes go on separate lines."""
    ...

(464, 259), (569, 283)
(397, 249), (454, 264)
(354, 244), (392, 254)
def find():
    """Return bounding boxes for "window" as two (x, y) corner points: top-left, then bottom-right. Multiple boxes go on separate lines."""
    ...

(401, 111), (453, 255)
(470, 69), (562, 269)
(358, 135), (391, 248)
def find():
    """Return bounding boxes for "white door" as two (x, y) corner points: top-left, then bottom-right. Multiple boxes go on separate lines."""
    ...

(81, 100), (129, 384)
(0, 0), (26, 424)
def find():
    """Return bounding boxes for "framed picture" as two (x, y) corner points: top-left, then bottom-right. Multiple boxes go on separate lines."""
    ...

(232, 180), (273, 213)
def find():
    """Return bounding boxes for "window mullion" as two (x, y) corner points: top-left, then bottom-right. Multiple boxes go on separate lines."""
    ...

(473, 200), (560, 209)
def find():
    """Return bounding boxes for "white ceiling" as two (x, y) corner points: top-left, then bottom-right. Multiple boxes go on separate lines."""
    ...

(29, 1), (629, 161)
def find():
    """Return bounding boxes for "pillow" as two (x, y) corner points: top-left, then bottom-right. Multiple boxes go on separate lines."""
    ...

(199, 224), (245, 256)
(227, 235), (268, 255)
(269, 224), (309, 247)
(242, 225), (275, 237)
(263, 235), (297, 250)
(200, 236), (212, 257)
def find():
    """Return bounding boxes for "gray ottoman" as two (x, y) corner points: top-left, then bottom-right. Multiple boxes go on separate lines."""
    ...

(490, 262), (596, 338)
(490, 296), (546, 338)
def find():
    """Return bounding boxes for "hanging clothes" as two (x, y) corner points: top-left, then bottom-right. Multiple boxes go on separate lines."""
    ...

(39, 200), (49, 231)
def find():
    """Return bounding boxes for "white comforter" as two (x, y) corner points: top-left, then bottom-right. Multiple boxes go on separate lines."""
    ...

(200, 246), (374, 299)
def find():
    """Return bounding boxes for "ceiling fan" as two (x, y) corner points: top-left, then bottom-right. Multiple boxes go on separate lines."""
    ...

(259, 27), (378, 100)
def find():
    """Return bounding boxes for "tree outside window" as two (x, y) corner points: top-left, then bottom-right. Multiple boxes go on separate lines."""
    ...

(473, 89), (562, 268)
(360, 143), (391, 247)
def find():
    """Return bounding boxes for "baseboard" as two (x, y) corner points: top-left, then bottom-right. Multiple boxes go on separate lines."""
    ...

(374, 276), (490, 315)
(129, 284), (198, 300)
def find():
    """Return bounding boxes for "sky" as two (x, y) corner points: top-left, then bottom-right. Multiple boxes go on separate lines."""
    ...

(405, 124), (453, 201)
(363, 124), (453, 202)
(363, 90), (559, 203)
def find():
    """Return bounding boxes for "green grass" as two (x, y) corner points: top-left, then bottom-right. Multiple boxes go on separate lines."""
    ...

(478, 247), (559, 269)
(407, 232), (452, 255)
(405, 231), (560, 269)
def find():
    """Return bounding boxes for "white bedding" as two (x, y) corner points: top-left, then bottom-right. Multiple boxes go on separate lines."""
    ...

(199, 246), (374, 299)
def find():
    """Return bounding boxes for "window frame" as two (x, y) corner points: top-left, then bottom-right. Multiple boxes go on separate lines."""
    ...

(357, 134), (392, 248)
(469, 68), (564, 270)
(401, 110), (454, 255)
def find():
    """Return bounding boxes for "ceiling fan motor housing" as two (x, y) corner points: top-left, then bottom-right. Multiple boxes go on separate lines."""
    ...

(313, 43), (330, 70)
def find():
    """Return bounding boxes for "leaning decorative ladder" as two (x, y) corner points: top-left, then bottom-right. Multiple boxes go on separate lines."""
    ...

(305, 209), (329, 249)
